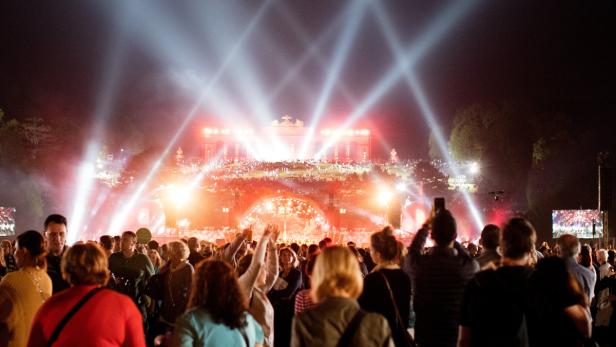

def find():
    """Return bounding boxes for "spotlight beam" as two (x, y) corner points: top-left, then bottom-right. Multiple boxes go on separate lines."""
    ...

(299, 0), (367, 159)
(107, 0), (274, 234)
(371, 1), (484, 230)
(263, 8), (348, 107)
(274, 1), (360, 105)
(68, 2), (136, 243)
(316, 0), (479, 160)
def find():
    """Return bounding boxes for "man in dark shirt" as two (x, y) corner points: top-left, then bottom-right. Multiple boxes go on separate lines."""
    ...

(405, 210), (479, 347)
(458, 217), (536, 347)
(109, 230), (155, 319)
(187, 237), (204, 267)
(44, 214), (70, 293)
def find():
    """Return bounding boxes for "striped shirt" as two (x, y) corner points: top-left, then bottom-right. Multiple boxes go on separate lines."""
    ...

(294, 289), (315, 315)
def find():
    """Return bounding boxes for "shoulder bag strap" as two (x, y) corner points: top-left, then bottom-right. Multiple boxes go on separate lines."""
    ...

(377, 271), (406, 331)
(336, 309), (367, 347)
(240, 327), (250, 347)
(47, 287), (104, 347)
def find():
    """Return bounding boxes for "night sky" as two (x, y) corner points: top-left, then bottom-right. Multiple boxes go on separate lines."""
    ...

(1, 0), (615, 159)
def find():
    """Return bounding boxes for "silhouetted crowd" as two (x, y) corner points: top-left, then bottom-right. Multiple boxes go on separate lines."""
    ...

(1, 211), (615, 347)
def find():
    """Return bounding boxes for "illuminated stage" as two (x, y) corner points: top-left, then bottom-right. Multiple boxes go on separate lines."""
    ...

(91, 117), (480, 245)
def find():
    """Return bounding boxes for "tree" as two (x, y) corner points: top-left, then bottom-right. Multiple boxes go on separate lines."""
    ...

(448, 103), (534, 208)
(0, 110), (28, 169)
(21, 117), (52, 161)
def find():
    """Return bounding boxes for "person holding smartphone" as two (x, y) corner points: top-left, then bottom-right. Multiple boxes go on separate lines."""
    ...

(404, 201), (479, 347)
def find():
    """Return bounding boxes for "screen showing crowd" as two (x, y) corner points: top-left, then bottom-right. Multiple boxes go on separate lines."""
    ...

(552, 209), (603, 239)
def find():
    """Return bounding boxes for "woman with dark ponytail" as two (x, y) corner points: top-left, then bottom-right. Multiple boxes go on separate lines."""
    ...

(0, 230), (52, 347)
(358, 226), (413, 347)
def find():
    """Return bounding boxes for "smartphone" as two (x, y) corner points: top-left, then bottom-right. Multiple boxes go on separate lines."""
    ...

(434, 197), (445, 213)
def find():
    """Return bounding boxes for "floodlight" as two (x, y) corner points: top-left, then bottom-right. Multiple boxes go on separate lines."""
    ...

(378, 190), (394, 207)
(167, 185), (192, 208)
(469, 162), (480, 175)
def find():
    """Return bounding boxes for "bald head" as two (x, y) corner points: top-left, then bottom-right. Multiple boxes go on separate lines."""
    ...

(557, 234), (580, 258)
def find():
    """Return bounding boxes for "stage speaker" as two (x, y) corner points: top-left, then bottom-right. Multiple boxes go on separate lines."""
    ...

(599, 167), (613, 211)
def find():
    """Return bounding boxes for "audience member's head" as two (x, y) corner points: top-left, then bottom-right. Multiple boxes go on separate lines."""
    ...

(579, 244), (593, 268)
(280, 247), (299, 268)
(99, 235), (114, 252)
(167, 241), (190, 262)
(501, 218), (536, 260)
(479, 224), (500, 251)
(148, 249), (164, 269)
(189, 260), (247, 329)
(61, 243), (110, 286)
(187, 237), (200, 252)
(147, 240), (160, 252)
(311, 246), (363, 303)
(596, 249), (608, 265)
(290, 243), (300, 256)
(307, 244), (319, 256)
(318, 237), (332, 249)
(16, 230), (47, 268)
(431, 210), (457, 247)
(44, 214), (67, 256)
(370, 226), (398, 263)
(557, 234), (581, 259)
(1, 240), (13, 255)
(120, 231), (137, 253)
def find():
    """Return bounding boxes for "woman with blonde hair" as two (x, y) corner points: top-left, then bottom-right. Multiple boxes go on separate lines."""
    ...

(27, 243), (145, 346)
(291, 246), (394, 347)
(148, 249), (165, 273)
(1, 230), (52, 347)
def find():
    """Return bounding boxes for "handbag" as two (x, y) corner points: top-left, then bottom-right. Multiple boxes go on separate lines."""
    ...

(47, 287), (104, 347)
(378, 271), (417, 347)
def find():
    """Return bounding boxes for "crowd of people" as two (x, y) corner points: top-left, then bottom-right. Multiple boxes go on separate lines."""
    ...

(1, 211), (615, 347)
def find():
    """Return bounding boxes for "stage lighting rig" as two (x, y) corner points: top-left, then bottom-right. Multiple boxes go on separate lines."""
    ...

(489, 191), (505, 202)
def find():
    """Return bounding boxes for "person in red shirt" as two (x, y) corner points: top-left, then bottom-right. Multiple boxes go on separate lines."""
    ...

(28, 243), (146, 347)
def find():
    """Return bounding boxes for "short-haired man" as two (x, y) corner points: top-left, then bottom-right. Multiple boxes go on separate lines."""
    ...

(558, 234), (596, 301)
(99, 235), (114, 258)
(458, 217), (537, 347)
(187, 237), (204, 267)
(108, 231), (155, 319)
(44, 214), (70, 293)
(405, 210), (479, 347)
(474, 224), (501, 269)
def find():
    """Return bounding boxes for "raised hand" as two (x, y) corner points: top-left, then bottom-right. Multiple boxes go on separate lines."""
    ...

(242, 226), (253, 241)
(269, 224), (280, 243)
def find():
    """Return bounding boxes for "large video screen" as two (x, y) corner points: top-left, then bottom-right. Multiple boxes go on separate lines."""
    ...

(552, 209), (603, 239)
(0, 207), (16, 237)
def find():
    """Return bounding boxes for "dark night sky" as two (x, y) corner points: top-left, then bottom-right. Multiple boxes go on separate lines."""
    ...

(1, 0), (615, 159)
